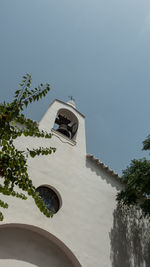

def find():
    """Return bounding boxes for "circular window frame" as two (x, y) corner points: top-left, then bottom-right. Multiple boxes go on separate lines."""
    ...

(36, 184), (62, 214)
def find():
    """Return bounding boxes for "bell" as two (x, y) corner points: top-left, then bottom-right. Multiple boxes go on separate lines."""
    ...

(57, 124), (70, 138)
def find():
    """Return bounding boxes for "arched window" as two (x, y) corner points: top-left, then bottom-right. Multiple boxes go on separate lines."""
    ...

(36, 186), (60, 214)
(53, 108), (78, 140)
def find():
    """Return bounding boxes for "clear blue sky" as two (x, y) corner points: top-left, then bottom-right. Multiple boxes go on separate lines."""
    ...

(1, 0), (150, 175)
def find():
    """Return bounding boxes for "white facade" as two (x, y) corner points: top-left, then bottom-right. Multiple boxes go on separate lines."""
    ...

(0, 99), (123, 267)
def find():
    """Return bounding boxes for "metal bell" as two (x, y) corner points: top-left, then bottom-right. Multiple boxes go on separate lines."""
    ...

(57, 124), (70, 138)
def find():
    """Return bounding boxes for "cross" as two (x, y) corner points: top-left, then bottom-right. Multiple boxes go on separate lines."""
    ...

(68, 96), (75, 101)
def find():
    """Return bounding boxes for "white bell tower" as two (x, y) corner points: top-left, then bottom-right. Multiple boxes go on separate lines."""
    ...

(39, 98), (86, 159)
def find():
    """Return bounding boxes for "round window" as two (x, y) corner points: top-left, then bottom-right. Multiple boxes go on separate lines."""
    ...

(36, 186), (60, 214)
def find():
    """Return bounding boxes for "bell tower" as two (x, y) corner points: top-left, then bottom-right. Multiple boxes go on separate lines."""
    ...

(39, 98), (86, 157)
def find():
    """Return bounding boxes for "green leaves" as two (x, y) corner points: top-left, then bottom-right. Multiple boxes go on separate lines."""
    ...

(0, 199), (8, 209)
(117, 133), (150, 216)
(12, 74), (50, 111)
(27, 147), (56, 158)
(0, 74), (55, 221)
(0, 212), (4, 221)
(117, 157), (150, 216)
(143, 134), (150, 151)
(34, 192), (53, 218)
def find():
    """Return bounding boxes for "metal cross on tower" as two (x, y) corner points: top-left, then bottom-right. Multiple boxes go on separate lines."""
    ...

(68, 96), (75, 102)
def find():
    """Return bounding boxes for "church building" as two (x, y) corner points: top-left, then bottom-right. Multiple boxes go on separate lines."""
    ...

(0, 98), (123, 267)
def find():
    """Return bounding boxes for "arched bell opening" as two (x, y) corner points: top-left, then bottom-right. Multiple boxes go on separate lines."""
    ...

(0, 223), (82, 267)
(53, 108), (78, 140)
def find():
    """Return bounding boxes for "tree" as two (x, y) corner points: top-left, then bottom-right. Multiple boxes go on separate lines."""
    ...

(117, 135), (150, 216)
(0, 74), (56, 221)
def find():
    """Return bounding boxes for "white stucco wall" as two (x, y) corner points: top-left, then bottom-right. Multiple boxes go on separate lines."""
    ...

(0, 99), (123, 267)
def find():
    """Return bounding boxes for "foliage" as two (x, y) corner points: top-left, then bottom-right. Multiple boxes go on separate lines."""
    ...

(117, 135), (150, 216)
(0, 74), (56, 221)
(143, 134), (150, 151)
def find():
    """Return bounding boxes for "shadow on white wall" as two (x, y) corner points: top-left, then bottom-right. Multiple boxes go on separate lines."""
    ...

(110, 205), (150, 267)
